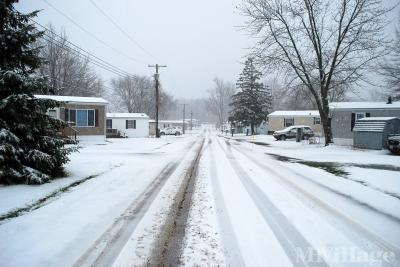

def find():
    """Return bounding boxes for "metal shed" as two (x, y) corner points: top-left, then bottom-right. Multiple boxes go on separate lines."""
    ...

(353, 117), (400, 149)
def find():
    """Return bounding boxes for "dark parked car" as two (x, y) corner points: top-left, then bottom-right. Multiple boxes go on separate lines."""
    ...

(273, 125), (314, 141)
(387, 136), (400, 155)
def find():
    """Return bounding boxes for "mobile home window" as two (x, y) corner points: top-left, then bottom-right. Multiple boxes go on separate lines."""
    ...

(284, 118), (294, 127)
(69, 109), (95, 127)
(351, 112), (370, 131)
(106, 119), (112, 129)
(356, 113), (366, 120)
(48, 109), (57, 118)
(126, 120), (136, 129)
(69, 109), (76, 124)
(314, 117), (321, 125)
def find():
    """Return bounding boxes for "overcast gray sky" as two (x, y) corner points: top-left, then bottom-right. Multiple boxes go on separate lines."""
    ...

(17, 0), (252, 99)
(16, 0), (399, 100)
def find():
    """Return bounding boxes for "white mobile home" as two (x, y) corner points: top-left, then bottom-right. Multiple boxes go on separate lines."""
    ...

(106, 113), (150, 138)
(330, 99), (400, 146)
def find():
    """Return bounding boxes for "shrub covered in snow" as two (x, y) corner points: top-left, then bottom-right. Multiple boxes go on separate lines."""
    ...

(0, 0), (74, 184)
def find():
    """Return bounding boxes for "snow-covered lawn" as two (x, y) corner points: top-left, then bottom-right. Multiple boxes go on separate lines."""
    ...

(225, 133), (400, 166)
(0, 135), (197, 267)
(0, 137), (178, 216)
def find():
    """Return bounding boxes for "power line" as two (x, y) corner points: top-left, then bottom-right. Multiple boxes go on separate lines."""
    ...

(40, 33), (130, 78)
(32, 19), (136, 79)
(42, 0), (146, 65)
(88, 0), (159, 61)
(44, 75), (114, 93)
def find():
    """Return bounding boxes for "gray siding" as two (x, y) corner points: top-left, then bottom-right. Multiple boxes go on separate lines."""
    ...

(331, 109), (400, 140)
(354, 132), (385, 149)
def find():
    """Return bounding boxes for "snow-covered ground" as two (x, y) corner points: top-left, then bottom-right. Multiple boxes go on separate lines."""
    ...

(0, 135), (199, 267)
(226, 133), (400, 166)
(194, 132), (400, 266)
(1, 129), (399, 267)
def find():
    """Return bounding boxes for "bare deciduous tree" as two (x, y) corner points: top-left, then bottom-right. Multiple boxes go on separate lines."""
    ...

(241, 0), (388, 145)
(111, 75), (151, 113)
(207, 77), (236, 127)
(38, 24), (104, 96)
(381, 17), (400, 99)
(110, 75), (177, 119)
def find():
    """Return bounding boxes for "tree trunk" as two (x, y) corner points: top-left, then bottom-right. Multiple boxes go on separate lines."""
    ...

(251, 122), (255, 135)
(320, 104), (332, 146)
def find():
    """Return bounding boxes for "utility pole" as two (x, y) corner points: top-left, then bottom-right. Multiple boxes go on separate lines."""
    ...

(148, 64), (167, 138)
(190, 111), (193, 131)
(180, 103), (186, 134)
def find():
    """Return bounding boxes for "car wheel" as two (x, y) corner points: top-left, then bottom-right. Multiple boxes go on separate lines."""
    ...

(175, 132), (180, 136)
(280, 135), (286, 141)
(304, 135), (309, 140)
(160, 132), (165, 136)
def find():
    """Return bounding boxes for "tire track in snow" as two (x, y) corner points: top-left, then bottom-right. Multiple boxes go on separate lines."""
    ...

(208, 138), (246, 266)
(146, 137), (205, 266)
(229, 140), (400, 267)
(230, 138), (400, 224)
(74, 140), (198, 267)
(217, 137), (329, 267)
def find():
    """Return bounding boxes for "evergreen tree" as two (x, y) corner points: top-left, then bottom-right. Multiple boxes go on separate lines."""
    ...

(0, 0), (73, 184)
(230, 58), (272, 134)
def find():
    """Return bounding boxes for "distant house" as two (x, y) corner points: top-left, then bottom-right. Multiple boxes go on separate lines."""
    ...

(330, 99), (400, 146)
(35, 95), (108, 142)
(242, 121), (268, 135)
(267, 110), (322, 134)
(106, 113), (149, 138)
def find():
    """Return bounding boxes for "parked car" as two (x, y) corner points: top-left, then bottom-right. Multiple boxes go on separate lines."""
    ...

(160, 126), (182, 136)
(273, 125), (314, 141)
(387, 135), (400, 155)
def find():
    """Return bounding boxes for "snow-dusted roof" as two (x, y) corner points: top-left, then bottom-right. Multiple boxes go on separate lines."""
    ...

(358, 117), (398, 121)
(148, 120), (188, 124)
(34, 95), (108, 104)
(354, 117), (399, 132)
(268, 110), (320, 117)
(107, 113), (149, 119)
(330, 101), (400, 110)
(159, 120), (188, 124)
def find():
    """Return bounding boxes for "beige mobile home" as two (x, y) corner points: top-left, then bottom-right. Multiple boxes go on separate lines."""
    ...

(35, 95), (108, 142)
(267, 110), (322, 133)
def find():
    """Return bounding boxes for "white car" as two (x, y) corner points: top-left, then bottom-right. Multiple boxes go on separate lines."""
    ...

(160, 126), (182, 136)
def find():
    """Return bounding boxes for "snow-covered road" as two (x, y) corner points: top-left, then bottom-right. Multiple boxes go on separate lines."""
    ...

(179, 131), (400, 266)
(1, 129), (399, 267)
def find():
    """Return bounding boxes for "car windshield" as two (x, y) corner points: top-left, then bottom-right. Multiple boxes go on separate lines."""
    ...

(282, 126), (295, 131)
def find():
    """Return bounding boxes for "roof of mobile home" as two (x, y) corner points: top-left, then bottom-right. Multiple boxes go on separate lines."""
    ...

(330, 101), (400, 109)
(268, 110), (319, 117)
(34, 95), (108, 104)
(107, 113), (149, 119)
